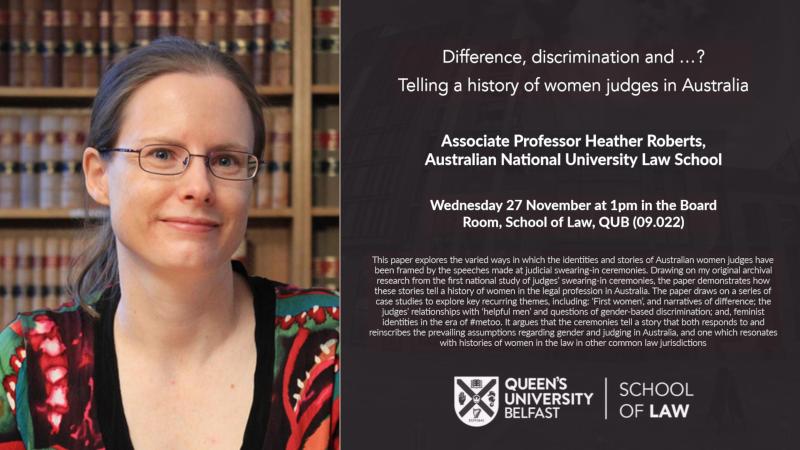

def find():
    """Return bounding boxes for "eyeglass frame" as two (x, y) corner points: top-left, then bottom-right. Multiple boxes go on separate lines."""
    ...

(96, 144), (266, 181)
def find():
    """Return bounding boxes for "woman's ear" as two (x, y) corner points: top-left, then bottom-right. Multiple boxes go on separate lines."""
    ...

(83, 147), (110, 206)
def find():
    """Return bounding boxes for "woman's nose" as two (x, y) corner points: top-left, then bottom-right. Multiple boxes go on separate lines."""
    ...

(179, 154), (215, 204)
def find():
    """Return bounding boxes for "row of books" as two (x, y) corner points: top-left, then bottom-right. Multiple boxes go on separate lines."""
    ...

(312, 223), (339, 290)
(0, 232), (261, 325)
(0, 0), (292, 87)
(0, 233), (83, 326)
(312, 0), (339, 84)
(0, 106), (292, 209)
(0, 108), (90, 209)
(256, 105), (291, 208)
(312, 103), (339, 207)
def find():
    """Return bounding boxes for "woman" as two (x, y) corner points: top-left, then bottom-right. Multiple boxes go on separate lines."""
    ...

(0, 37), (339, 450)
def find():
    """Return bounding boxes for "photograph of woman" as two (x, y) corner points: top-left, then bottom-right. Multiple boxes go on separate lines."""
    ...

(0, 37), (340, 450)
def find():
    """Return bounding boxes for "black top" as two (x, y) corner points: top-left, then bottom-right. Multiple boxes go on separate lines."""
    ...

(93, 261), (277, 450)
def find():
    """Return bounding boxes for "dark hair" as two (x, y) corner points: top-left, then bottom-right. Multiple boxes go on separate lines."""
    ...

(68, 37), (266, 316)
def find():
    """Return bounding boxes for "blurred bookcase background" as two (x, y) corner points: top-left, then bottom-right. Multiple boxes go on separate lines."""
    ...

(0, 0), (339, 325)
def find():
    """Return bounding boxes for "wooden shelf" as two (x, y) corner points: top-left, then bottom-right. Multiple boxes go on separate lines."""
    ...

(0, 208), (294, 220)
(0, 208), (107, 219)
(248, 208), (294, 218)
(0, 0), (337, 286)
(0, 85), (293, 99)
(312, 84), (339, 95)
(312, 207), (340, 218)
(0, 87), (98, 98)
(256, 85), (294, 96)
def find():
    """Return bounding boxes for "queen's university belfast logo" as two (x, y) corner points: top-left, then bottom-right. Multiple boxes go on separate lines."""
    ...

(454, 377), (499, 426)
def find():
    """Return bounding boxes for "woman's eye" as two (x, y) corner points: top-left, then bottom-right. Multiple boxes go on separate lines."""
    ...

(212, 153), (241, 167)
(146, 147), (176, 160)
(154, 150), (172, 160)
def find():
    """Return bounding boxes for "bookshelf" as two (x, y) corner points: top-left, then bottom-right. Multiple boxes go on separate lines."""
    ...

(0, 0), (339, 290)
(0, 86), (295, 98)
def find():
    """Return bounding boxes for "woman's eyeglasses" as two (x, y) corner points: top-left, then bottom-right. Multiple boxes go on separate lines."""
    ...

(98, 144), (264, 181)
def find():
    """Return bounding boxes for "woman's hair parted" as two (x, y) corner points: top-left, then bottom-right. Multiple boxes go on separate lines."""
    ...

(68, 36), (266, 317)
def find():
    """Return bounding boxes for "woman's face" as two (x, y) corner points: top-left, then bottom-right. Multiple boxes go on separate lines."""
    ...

(86, 72), (255, 272)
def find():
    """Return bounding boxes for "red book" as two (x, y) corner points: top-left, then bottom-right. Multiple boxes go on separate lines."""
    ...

(175, 0), (194, 39)
(80, 0), (100, 86)
(112, 0), (134, 61)
(0, 0), (9, 85)
(156, 0), (174, 38)
(194, 0), (213, 45)
(212, 0), (230, 53)
(269, 0), (290, 85)
(252, 0), (270, 85)
(62, 0), (82, 87)
(42, 0), (62, 86)
(313, 0), (339, 84)
(232, 0), (252, 76)
(98, 0), (112, 76)
(7, 0), (23, 86)
(23, 0), (44, 86)
(134, 0), (156, 47)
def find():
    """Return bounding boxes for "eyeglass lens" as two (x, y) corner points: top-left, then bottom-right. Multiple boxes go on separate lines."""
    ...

(139, 144), (258, 179)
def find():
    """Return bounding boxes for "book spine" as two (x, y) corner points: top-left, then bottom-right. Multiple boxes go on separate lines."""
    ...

(31, 236), (44, 310)
(324, 104), (340, 207)
(7, 0), (22, 86)
(270, 106), (291, 208)
(23, 0), (44, 86)
(251, 0), (270, 85)
(156, 0), (174, 38)
(1, 237), (16, 325)
(44, 237), (59, 309)
(0, 0), (9, 85)
(255, 106), (272, 208)
(60, 110), (85, 208)
(0, 110), (21, 208)
(322, 225), (339, 290)
(313, 0), (340, 84)
(38, 111), (63, 209)
(212, 0), (230, 54)
(134, 0), (156, 48)
(112, 0), (134, 60)
(80, 0), (99, 86)
(58, 237), (70, 305)
(42, 0), (61, 86)
(175, 0), (194, 39)
(312, 226), (322, 286)
(194, 0), (213, 45)
(312, 104), (324, 206)
(98, 0), (112, 77)
(15, 237), (31, 314)
(269, 0), (290, 86)
(19, 112), (40, 208)
(62, 0), (82, 87)
(231, 0), (252, 76)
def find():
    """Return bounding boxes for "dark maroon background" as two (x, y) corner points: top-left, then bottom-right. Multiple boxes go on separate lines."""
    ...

(342, 1), (800, 448)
